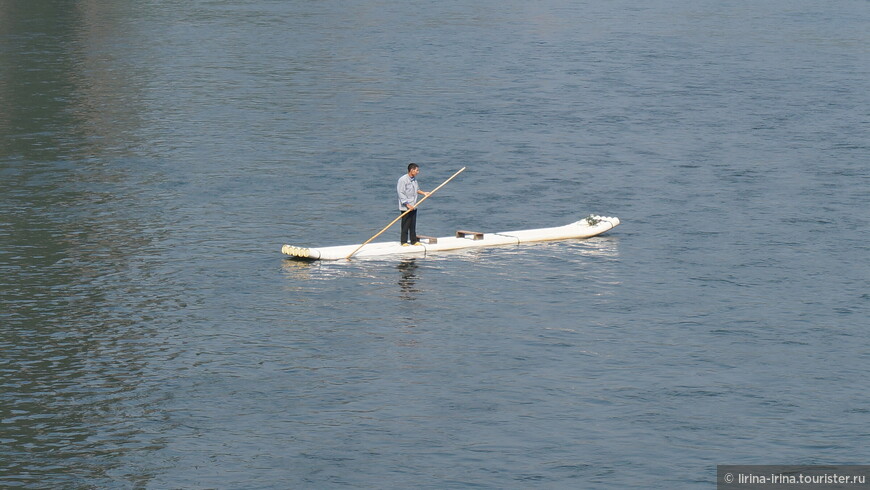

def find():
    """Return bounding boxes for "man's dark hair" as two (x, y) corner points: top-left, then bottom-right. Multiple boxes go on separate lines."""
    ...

(408, 163), (419, 172)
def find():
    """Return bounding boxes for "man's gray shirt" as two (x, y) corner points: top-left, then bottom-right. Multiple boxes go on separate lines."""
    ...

(397, 174), (419, 211)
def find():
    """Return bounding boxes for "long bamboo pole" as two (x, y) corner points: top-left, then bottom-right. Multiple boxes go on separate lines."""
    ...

(345, 166), (466, 260)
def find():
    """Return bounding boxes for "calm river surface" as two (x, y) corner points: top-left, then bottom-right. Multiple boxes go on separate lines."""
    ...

(1, 1), (868, 488)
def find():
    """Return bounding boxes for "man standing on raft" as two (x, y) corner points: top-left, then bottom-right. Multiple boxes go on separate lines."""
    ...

(397, 163), (430, 246)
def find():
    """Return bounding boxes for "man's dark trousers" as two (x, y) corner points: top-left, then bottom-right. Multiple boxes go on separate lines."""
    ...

(400, 209), (417, 244)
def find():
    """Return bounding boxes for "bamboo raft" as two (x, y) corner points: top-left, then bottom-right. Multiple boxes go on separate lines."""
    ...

(282, 215), (620, 261)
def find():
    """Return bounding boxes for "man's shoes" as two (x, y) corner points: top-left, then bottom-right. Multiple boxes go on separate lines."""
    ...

(401, 242), (410, 247)
(413, 242), (422, 246)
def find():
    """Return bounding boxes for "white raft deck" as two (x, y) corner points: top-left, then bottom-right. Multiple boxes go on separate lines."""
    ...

(282, 215), (620, 261)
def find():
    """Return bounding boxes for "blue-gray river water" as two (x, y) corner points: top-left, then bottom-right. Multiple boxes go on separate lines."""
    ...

(1, 1), (868, 487)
